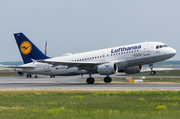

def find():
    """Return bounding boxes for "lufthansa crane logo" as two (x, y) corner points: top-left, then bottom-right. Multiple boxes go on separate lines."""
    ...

(20, 41), (32, 55)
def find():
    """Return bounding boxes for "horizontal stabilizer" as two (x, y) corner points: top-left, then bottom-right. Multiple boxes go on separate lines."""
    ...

(6, 65), (35, 68)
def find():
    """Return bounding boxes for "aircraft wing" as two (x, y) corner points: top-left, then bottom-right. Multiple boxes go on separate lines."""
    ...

(38, 60), (104, 67)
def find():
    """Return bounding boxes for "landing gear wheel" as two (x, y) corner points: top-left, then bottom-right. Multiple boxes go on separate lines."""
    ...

(86, 77), (95, 84)
(104, 76), (112, 83)
(35, 75), (38, 78)
(27, 74), (32, 78)
(151, 71), (156, 75)
(50, 76), (55, 78)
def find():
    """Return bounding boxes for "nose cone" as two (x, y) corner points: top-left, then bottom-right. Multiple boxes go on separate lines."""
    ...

(170, 47), (176, 56)
(167, 47), (176, 58)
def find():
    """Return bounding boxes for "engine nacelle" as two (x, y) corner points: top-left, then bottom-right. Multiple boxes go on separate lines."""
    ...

(122, 66), (142, 74)
(97, 62), (118, 75)
(17, 72), (24, 76)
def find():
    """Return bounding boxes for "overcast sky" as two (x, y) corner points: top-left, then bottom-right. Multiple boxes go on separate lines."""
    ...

(0, 0), (180, 62)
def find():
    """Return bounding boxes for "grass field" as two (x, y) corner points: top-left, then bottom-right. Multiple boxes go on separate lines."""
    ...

(0, 71), (19, 77)
(0, 90), (180, 119)
(133, 70), (180, 76)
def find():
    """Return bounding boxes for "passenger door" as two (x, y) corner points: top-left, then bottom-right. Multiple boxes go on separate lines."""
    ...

(143, 42), (150, 56)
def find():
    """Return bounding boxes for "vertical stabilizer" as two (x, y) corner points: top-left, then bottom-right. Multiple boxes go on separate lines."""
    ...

(14, 33), (49, 64)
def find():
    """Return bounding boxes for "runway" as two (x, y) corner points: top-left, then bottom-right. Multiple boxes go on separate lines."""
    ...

(0, 75), (180, 90)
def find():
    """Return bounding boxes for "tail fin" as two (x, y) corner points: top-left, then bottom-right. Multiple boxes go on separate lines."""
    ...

(14, 33), (49, 64)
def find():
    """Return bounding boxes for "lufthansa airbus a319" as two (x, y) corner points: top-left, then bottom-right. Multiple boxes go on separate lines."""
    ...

(8, 33), (176, 84)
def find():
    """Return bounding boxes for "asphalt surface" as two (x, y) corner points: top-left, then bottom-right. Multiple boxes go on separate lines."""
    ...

(0, 74), (180, 90)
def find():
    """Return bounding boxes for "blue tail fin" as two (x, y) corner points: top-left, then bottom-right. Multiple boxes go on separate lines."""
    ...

(14, 33), (49, 64)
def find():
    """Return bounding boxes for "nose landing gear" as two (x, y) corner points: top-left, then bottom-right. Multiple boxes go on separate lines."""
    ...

(149, 63), (156, 75)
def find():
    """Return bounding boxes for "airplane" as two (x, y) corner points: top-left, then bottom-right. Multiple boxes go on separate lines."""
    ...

(8, 33), (176, 84)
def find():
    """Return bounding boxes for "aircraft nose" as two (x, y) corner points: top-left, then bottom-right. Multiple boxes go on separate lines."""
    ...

(168, 47), (176, 57)
(171, 48), (176, 55)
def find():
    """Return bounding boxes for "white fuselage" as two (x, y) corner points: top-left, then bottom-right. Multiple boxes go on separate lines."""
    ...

(15, 41), (176, 76)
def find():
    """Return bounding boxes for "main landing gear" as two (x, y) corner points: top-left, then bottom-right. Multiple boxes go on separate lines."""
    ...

(149, 63), (156, 75)
(27, 74), (38, 78)
(86, 74), (112, 84)
(86, 74), (94, 84)
(50, 75), (55, 78)
(27, 74), (32, 78)
(104, 76), (112, 83)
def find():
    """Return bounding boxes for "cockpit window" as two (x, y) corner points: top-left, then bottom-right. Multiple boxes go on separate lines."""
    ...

(156, 45), (168, 49)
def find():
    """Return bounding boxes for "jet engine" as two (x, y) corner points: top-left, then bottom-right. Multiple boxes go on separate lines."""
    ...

(17, 72), (24, 76)
(97, 62), (118, 75)
(119, 65), (142, 74)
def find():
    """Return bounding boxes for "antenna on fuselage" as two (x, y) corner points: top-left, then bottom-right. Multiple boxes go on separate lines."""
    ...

(45, 41), (47, 55)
